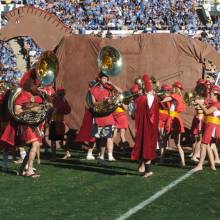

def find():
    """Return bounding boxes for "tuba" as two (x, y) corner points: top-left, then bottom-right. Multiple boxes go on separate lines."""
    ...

(86, 46), (124, 116)
(36, 50), (58, 86)
(97, 46), (122, 77)
(8, 51), (58, 125)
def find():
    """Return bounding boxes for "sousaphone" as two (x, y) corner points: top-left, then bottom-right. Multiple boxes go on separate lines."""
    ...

(8, 51), (58, 125)
(86, 46), (123, 116)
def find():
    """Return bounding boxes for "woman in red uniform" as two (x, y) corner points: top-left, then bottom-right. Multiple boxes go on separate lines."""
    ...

(193, 85), (220, 171)
(190, 79), (207, 162)
(49, 86), (71, 160)
(158, 84), (171, 161)
(161, 81), (186, 166)
(113, 103), (129, 150)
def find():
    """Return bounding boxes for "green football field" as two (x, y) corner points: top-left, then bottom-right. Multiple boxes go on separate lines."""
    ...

(0, 148), (220, 220)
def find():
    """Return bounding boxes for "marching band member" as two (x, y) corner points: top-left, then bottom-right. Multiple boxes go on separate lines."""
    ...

(75, 106), (96, 160)
(49, 86), (71, 160)
(161, 81), (186, 166)
(0, 86), (12, 172)
(112, 103), (129, 150)
(193, 85), (220, 171)
(90, 72), (122, 161)
(131, 74), (159, 178)
(1, 69), (44, 177)
(158, 84), (171, 161)
(190, 79), (207, 162)
(75, 80), (97, 160)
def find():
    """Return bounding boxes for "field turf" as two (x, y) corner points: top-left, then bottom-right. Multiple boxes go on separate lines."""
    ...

(0, 148), (220, 220)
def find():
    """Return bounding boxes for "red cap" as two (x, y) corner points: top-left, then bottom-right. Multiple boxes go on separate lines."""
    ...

(130, 84), (139, 94)
(211, 85), (220, 94)
(173, 81), (184, 90)
(161, 84), (172, 91)
(196, 78), (206, 85)
(57, 86), (65, 91)
(142, 74), (152, 92)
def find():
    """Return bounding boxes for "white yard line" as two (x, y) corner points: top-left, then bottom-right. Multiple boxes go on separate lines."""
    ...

(115, 169), (195, 220)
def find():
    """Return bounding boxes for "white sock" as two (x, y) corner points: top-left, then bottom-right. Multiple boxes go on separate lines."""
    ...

(99, 155), (104, 160)
(20, 151), (27, 160)
(108, 153), (113, 158)
(87, 152), (93, 156)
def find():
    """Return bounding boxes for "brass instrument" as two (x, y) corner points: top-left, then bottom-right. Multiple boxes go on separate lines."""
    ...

(87, 46), (124, 116)
(8, 88), (51, 125)
(134, 77), (145, 91)
(184, 91), (198, 106)
(8, 51), (58, 125)
(97, 46), (122, 77)
(36, 51), (58, 86)
(184, 82), (207, 106)
(87, 90), (136, 116)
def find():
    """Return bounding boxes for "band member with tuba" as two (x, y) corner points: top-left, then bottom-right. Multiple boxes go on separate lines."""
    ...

(1, 69), (43, 177)
(90, 72), (122, 161)
(49, 86), (71, 160)
(131, 74), (159, 178)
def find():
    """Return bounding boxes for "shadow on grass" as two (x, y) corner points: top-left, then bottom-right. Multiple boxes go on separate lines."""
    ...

(42, 159), (138, 176)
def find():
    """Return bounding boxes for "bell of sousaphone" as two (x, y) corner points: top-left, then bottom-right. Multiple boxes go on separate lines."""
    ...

(36, 51), (58, 86)
(97, 46), (122, 77)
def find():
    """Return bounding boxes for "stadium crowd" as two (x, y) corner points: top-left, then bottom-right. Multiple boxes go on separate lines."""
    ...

(25, 0), (199, 33)
(0, 41), (21, 82)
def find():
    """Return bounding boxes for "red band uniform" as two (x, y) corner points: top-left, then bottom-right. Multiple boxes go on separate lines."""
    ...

(49, 87), (71, 141)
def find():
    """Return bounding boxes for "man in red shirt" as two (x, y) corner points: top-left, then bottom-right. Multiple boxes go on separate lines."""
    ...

(90, 72), (121, 161)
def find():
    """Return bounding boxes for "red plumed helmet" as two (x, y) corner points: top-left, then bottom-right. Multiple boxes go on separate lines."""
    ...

(173, 81), (184, 90)
(142, 74), (152, 92)
(161, 84), (172, 91)
(130, 84), (139, 94)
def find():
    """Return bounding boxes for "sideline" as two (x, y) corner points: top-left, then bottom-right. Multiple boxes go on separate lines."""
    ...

(115, 169), (195, 220)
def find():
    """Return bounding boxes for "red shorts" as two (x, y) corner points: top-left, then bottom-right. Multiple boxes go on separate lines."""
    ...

(191, 115), (204, 136)
(17, 124), (43, 144)
(113, 112), (128, 129)
(159, 113), (169, 129)
(202, 123), (220, 144)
